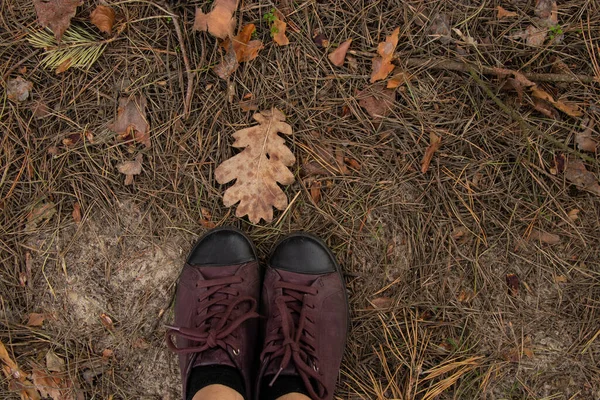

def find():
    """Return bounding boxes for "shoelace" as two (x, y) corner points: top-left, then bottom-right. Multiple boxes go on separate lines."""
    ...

(261, 281), (327, 400)
(166, 275), (258, 356)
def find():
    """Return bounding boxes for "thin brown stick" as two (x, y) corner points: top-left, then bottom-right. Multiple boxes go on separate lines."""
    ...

(347, 51), (598, 84)
(166, 7), (194, 120)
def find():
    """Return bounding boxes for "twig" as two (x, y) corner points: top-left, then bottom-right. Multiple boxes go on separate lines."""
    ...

(347, 51), (598, 84)
(165, 6), (194, 120)
(468, 67), (596, 164)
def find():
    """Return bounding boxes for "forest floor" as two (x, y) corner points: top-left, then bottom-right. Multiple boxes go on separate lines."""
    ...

(2, 0), (600, 399)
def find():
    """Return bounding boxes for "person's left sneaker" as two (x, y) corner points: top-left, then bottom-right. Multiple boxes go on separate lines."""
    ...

(166, 227), (260, 400)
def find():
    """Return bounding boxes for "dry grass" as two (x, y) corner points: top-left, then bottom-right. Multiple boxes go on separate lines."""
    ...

(1, 0), (600, 398)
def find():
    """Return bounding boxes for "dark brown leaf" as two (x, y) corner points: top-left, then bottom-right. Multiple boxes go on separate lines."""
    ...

(33, 0), (81, 40)
(564, 160), (600, 196)
(357, 85), (395, 121)
(529, 229), (560, 245)
(506, 273), (519, 296)
(111, 94), (150, 147)
(72, 202), (82, 224)
(27, 313), (46, 327)
(313, 32), (329, 48)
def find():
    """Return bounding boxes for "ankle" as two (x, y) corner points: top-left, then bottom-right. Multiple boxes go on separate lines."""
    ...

(275, 394), (311, 400)
(191, 384), (244, 400)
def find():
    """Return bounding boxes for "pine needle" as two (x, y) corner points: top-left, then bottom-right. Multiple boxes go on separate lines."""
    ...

(27, 26), (107, 72)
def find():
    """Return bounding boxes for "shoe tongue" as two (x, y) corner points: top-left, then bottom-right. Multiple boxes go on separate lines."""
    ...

(192, 348), (236, 369)
(196, 263), (242, 279)
(275, 269), (319, 286)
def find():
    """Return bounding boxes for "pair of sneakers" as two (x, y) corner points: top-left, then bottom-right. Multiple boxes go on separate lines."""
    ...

(166, 227), (349, 400)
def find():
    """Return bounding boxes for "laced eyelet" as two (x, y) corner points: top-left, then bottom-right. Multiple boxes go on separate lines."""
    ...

(232, 348), (240, 356)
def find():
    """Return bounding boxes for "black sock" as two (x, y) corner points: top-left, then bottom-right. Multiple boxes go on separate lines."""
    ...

(186, 365), (245, 400)
(261, 375), (310, 400)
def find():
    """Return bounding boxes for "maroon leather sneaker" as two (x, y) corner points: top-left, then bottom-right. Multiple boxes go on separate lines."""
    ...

(256, 233), (349, 400)
(166, 227), (260, 399)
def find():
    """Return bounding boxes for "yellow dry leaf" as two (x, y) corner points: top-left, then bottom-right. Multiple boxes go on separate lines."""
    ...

(370, 27), (399, 83)
(215, 108), (295, 223)
(90, 5), (115, 34)
(497, 6), (518, 19)
(328, 39), (352, 67)
(194, 0), (238, 39)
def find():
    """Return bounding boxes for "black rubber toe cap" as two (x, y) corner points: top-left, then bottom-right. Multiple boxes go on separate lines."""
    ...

(269, 233), (338, 274)
(187, 227), (257, 266)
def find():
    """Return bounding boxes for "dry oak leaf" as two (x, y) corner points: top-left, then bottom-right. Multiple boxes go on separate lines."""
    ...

(215, 108), (295, 224)
(564, 160), (600, 196)
(497, 6), (518, 19)
(7, 77), (33, 102)
(117, 153), (143, 186)
(90, 5), (115, 34)
(272, 16), (289, 46)
(370, 27), (400, 83)
(33, 0), (82, 41)
(421, 131), (442, 173)
(357, 85), (395, 121)
(111, 94), (150, 147)
(194, 0), (238, 39)
(328, 39), (352, 67)
(27, 313), (46, 327)
(529, 229), (560, 245)
(231, 24), (263, 62)
(32, 369), (75, 400)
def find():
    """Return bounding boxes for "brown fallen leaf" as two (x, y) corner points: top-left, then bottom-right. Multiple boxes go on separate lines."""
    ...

(214, 41), (239, 80)
(328, 39), (352, 67)
(27, 202), (57, 230)
(533, 97), (559, 119)
(421, 132), (442, 173)
(370, 28), (399, 83)
(215, 108), (295, 223)
(72, 202), (82, 224)
(30, 100), (51, 118)
(497, 6), (518, 19)
(529, 229), (560, 245)
(62, 133), (81, 147)
(457, 289), (475, 303)
(7, 77), (33, 102)
(567, 208), (580, 222)
(199, 207), (217, 229)
(1, 342), (40, 400)
(46, 351), (65, 373)
(506, 273), (519, 296)
(32, 369), (75, 400)
(117, 154), (143, 186)
(531, 87), (582, 117)
(90, 5), (115, 34)
(313, 32), (329, 48)
(576, 118), (597, 152)
(194, 0), (238, 39)
(564, 160), (600, 196)
(100, 313), (114, 331)
(387, 69), (412, 89)
(357, 85), (395, 121)
(111, 94), (150, 147)
(309, 179), (322, 204)
(370, 297), (393, 309)
(27, 313), (46, 327)
(232, 24), (263, 62)
(272, 15), (289, 46)
(33, 0), (81, 41)
(55, 58), (72, 74)
(239, 99), (259, 112)
(535, 0), (558, 23)
(429, 13), (452, 43)
(512, 24), (547, 47)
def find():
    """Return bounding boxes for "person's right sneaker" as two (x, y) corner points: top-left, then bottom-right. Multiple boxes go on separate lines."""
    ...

(256, 233), (349, 400)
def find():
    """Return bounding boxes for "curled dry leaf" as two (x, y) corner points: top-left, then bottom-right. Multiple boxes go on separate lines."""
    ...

(370, 297), (393, 309)
(529, 229), (560, 245)
(535, 0), (558, 23)
(309, 179), (322, 204)
(533, 98), (558, 119)
(214, 41), (239, 80)
(564, 160), (600, 196)
(421, 132), (442, 173)
(90, 5), (115, 34)
(231, 24), (263, 62)
(32, 369), (75, 400)
(497, 6), (518, 19)
(194, 0), (238, 39)
(215, 108), (295, 224)
(576, 118), (597, 152)
(27, 313), (46, 327)
(429, 13), (452, 43)
(33, 0), (81, 41)
(0, 341), (39, 400)
(117, 154), (143, 186)
(370, 28), (399, 83)
(46, 350), (65, 373)
(272, 16), (289, 46)
(100, 313), (114, 331)
(111, 94), (150, 147)
(7, 77), (33, 102)
(512, 24), (547, 47)
(387, 69), (412, 89)
(531, 87), (583, 117)
(567, 209), (580, 222)
(357, 85), (395, 121)
(328, 39), (352, 67)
